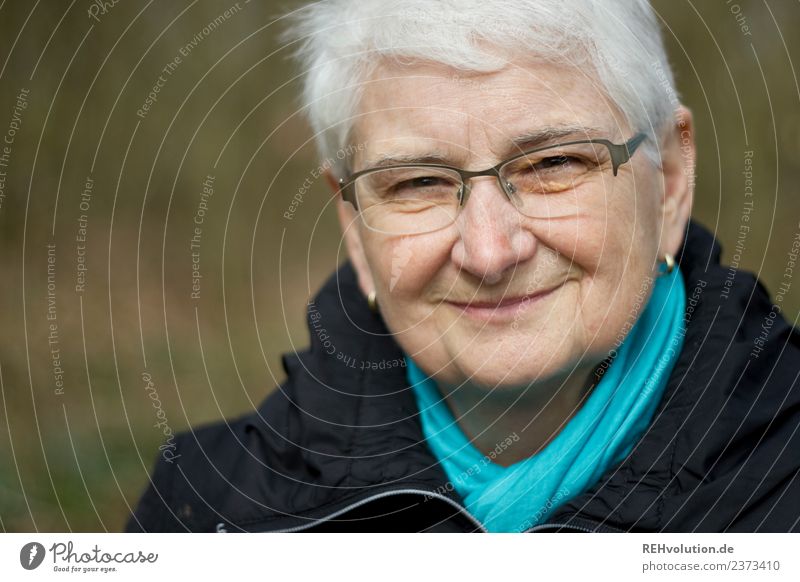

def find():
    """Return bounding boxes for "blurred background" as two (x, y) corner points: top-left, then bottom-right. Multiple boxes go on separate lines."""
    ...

(0, 0), (798, 531)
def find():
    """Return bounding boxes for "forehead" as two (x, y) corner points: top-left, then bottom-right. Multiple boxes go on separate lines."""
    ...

(351, 59), (626, 162)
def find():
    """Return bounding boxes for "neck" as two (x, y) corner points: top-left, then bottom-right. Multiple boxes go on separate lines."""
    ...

(439, 360), (606, 467)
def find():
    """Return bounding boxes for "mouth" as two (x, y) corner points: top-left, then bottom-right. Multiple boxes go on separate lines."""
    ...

(444, 283), (564, 323)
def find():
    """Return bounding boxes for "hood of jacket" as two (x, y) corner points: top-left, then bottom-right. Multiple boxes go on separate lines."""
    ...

(127, 219), (800, 532)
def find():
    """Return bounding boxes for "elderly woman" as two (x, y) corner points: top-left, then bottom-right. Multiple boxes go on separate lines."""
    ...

(128, 0), (800, 532)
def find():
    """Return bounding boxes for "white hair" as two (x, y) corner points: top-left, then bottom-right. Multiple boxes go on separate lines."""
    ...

(283, 0), (678, 177)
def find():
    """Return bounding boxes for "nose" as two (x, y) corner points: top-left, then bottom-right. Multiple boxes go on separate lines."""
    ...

(450, 177), (537, 284)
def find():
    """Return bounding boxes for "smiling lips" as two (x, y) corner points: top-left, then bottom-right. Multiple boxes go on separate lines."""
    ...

(444, 283), (562, 322)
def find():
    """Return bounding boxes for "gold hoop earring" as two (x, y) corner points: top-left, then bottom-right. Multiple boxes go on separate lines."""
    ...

(663, 253), (675, 275)
(367, 290), (379, 313)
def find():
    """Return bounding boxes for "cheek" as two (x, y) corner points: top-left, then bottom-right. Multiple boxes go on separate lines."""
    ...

(362, 229), (453, 299)
(532, 215), (610, 276)
(576, 184), (655, 275)
(577, 187), (663, 349)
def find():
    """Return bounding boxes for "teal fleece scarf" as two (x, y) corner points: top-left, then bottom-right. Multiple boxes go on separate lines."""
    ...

(405, 266), (686, 532)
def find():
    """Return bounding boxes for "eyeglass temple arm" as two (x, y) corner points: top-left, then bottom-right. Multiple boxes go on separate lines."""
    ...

(610, 132), (647, 175)
(337, 176), (358, 209)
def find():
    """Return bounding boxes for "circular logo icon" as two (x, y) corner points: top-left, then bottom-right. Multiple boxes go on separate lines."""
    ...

(20, 542), (46, 570)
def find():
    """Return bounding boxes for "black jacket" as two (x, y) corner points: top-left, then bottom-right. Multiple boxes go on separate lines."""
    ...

(126, 219), (800, 532)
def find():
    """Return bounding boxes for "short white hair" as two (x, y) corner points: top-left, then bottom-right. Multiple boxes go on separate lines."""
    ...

(283, 0), (678, 177)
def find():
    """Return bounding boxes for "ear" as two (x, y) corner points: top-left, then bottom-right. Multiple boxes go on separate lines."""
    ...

(658, 105), (696, 259)
(323, 169), (375, 299)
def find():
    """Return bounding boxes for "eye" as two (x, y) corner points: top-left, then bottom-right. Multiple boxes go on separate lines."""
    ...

(395, 176), (448, 189)
(534, 155), (580, 170)
(388, 175), (456, 198)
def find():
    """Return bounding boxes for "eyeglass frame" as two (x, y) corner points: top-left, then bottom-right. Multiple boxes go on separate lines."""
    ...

(337, 132), (647, 211)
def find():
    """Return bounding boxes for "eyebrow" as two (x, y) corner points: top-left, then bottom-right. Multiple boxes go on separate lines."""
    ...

(362, 152), (455, 170)
(507, 125), (606, 155)
(359, 125), (606, 171)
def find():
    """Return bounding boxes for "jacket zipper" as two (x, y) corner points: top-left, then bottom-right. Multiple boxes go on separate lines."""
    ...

(261, 488), (488, 533)
(525, 522), (595, 533)
(252, 489), (606, 533)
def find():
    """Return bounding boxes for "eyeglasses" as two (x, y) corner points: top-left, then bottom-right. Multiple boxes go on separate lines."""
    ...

(337, 132), (647, 236)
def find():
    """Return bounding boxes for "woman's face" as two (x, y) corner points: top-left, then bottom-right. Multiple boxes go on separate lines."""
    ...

(339, 59), (679, 388)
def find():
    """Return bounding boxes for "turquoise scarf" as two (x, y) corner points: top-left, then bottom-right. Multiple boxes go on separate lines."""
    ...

(405, 266), (687, 532)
